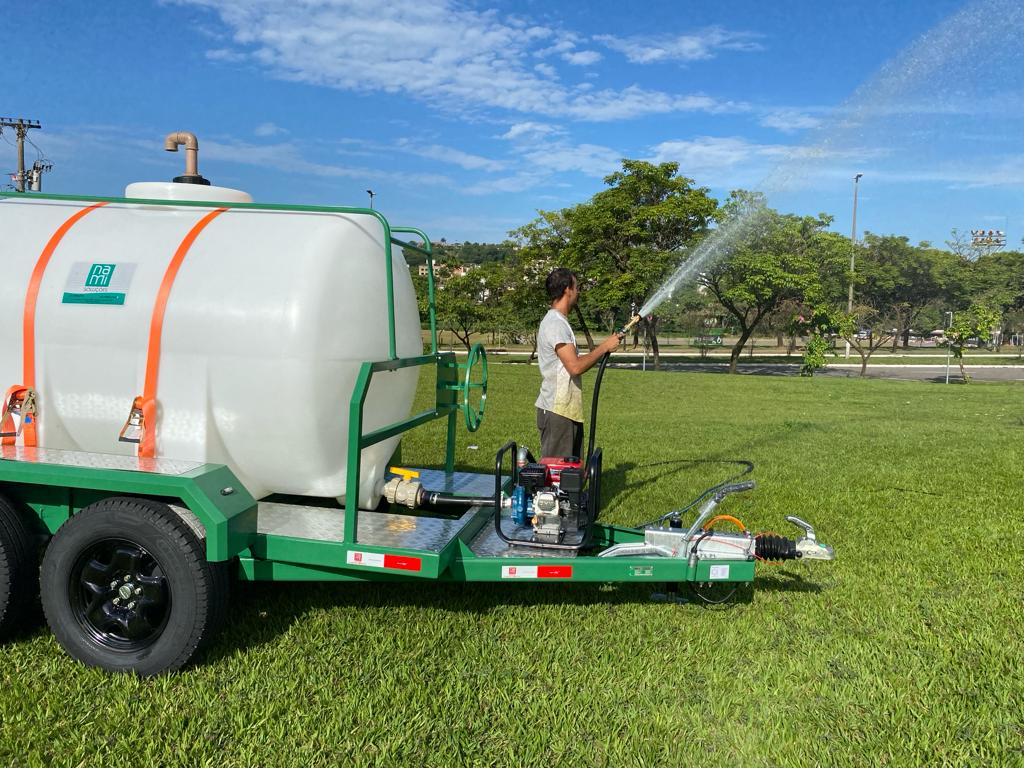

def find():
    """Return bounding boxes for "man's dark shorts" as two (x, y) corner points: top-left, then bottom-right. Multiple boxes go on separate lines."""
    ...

(537, 408), (583, 458)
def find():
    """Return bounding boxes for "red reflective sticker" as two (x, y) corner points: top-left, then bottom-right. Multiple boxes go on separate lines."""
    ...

(537, 565), (573, 578)
(383, 554), (422, 572)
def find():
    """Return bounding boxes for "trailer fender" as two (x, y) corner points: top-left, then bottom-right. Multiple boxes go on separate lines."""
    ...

(0, 455), (257, 562)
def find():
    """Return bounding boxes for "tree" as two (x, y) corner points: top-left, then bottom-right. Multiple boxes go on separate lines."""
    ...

(509, 210), (575, 355)
(512, 160), (719, 368)
(434, 266), (487, 351)
(946, 228), (990, 262)
(700, 192), (845, 373)
(477, 255), (548, 357)
(856, 235), (954, 350)
(836, 304), (899, 376)
(941, 305), (1001, 382)
(960, 249), (1024, 349)
(788, 305), (849, 377)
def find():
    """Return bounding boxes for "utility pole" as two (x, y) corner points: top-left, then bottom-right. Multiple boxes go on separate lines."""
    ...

(0, 118), (42, 192)
(845, 173), (863, 359)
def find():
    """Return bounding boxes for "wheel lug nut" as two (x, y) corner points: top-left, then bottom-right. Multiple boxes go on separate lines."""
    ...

(113, 597), (120, 605)
(110, 580), (118, 589)
(123, 575), (131, 582)
(134, 588), (142, 595)
(127, 601), (136, 609)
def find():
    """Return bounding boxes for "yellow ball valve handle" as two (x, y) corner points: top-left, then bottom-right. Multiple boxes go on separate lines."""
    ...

(461, 342), (488, 433)
(389, 467), (420, 482)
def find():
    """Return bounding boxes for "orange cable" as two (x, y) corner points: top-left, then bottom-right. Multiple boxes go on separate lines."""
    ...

(702, 514), (746, 532)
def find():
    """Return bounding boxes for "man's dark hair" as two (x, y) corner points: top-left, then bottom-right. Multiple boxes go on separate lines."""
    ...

(546, 268), (576, 302)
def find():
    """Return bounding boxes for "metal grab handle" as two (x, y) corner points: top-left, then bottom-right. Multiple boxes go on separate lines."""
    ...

(493, 440), (517, 542)
(686, 480), (757, 541)
(715, 480), (755, 500)
(785, 514), (816, 541)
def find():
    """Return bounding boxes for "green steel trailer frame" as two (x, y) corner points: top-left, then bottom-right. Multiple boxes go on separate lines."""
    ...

(0, 191), (768, 675)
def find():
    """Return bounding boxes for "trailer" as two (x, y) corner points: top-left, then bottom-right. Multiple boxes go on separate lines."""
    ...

(0, 173), (834, 675)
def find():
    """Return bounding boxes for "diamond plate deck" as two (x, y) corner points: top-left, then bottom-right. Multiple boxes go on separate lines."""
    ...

(0, 446), (203, 476)
(468, 511), (583, 559)
(257, 502), (483, 551)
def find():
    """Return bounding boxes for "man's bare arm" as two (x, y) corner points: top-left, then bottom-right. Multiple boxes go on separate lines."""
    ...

(555, 333), (622, 377)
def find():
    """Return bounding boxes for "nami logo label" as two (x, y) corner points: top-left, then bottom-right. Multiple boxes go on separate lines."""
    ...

(63, 262), (137, 305)
(85, 263), (116, 288)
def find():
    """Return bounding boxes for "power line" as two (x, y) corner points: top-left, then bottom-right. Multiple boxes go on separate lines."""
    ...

(25, 134), (45, 162)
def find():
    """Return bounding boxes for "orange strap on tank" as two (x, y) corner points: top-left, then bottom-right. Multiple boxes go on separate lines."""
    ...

(127, 208), (228, 458)
(2, 201), (108, 447)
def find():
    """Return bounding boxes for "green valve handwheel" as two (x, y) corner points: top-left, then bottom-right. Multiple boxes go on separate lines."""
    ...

(460, 342), (488, 432)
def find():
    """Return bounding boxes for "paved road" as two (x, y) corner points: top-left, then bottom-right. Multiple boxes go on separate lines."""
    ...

(611, 361), (1024, 382)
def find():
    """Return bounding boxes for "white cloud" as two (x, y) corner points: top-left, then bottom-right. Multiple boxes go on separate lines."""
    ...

(172, 0), (745, 121)
(535, 36), (579, 57)
(867, 158), (1024, 188)
(499, 122), (565, 141)
(464, 173), (548, 195)
(647, 136), (795, 187)
(254, 122), (287, 137)
(465, 123), (622, 194)
(394, 139), (505, 172)
(205, 47), (247, 62)
(521, 143), (621, 177)
(534, 62), (557, 78)
(759, 110), (822, 133)
(566, 86), (744, 121)
(596, 27), (763, 64)
(562, 50), (602, 66)
(644, 134), (1024, 194)
(200, 138), (453, 187)
(497, 120), (620, 181)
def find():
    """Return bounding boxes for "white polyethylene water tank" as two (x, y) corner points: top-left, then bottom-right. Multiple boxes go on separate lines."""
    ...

(0, 186), (422, 507)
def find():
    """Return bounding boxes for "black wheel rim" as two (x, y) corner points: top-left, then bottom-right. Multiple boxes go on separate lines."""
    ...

(69, 538), (171, 651)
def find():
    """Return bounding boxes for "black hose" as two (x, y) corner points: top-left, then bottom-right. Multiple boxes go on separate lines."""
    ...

(637, 459), (755, 528)
(420, 492), (488, 509)
(586, 343), (756, 530)
(585, 351), (611, 471)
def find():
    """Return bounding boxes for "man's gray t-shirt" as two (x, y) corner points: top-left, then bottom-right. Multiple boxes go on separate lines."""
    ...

(535, 309), (583, 422)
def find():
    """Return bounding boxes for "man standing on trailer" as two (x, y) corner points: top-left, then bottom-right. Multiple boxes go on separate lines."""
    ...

(536, 268), (623, 459)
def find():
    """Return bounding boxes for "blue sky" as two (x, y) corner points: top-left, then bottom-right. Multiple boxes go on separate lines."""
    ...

(3, 0), (1022, 246)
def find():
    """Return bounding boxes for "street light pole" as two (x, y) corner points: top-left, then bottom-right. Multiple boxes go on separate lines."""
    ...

(366, 189), (375, 209)
(845, 173), (863, 359)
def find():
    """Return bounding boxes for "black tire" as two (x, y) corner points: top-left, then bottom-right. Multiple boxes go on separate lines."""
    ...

(0, 493), (41, 640)
(40, 496), (227, 675)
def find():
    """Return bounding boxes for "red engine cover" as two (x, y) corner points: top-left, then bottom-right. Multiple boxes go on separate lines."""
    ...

(539, 456), (582, 485)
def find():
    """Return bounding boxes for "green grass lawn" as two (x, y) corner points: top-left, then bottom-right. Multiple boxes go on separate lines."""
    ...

(2, 365), (1023, 766)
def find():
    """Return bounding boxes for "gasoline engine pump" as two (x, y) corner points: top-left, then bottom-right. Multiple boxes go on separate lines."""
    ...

(509, 454), (586, 544)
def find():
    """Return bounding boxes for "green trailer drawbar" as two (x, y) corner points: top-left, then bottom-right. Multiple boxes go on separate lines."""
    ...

(0, 154), (834, 675)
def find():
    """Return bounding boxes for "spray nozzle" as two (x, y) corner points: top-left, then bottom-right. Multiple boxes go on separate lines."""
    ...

(619, 314), (642, 335)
